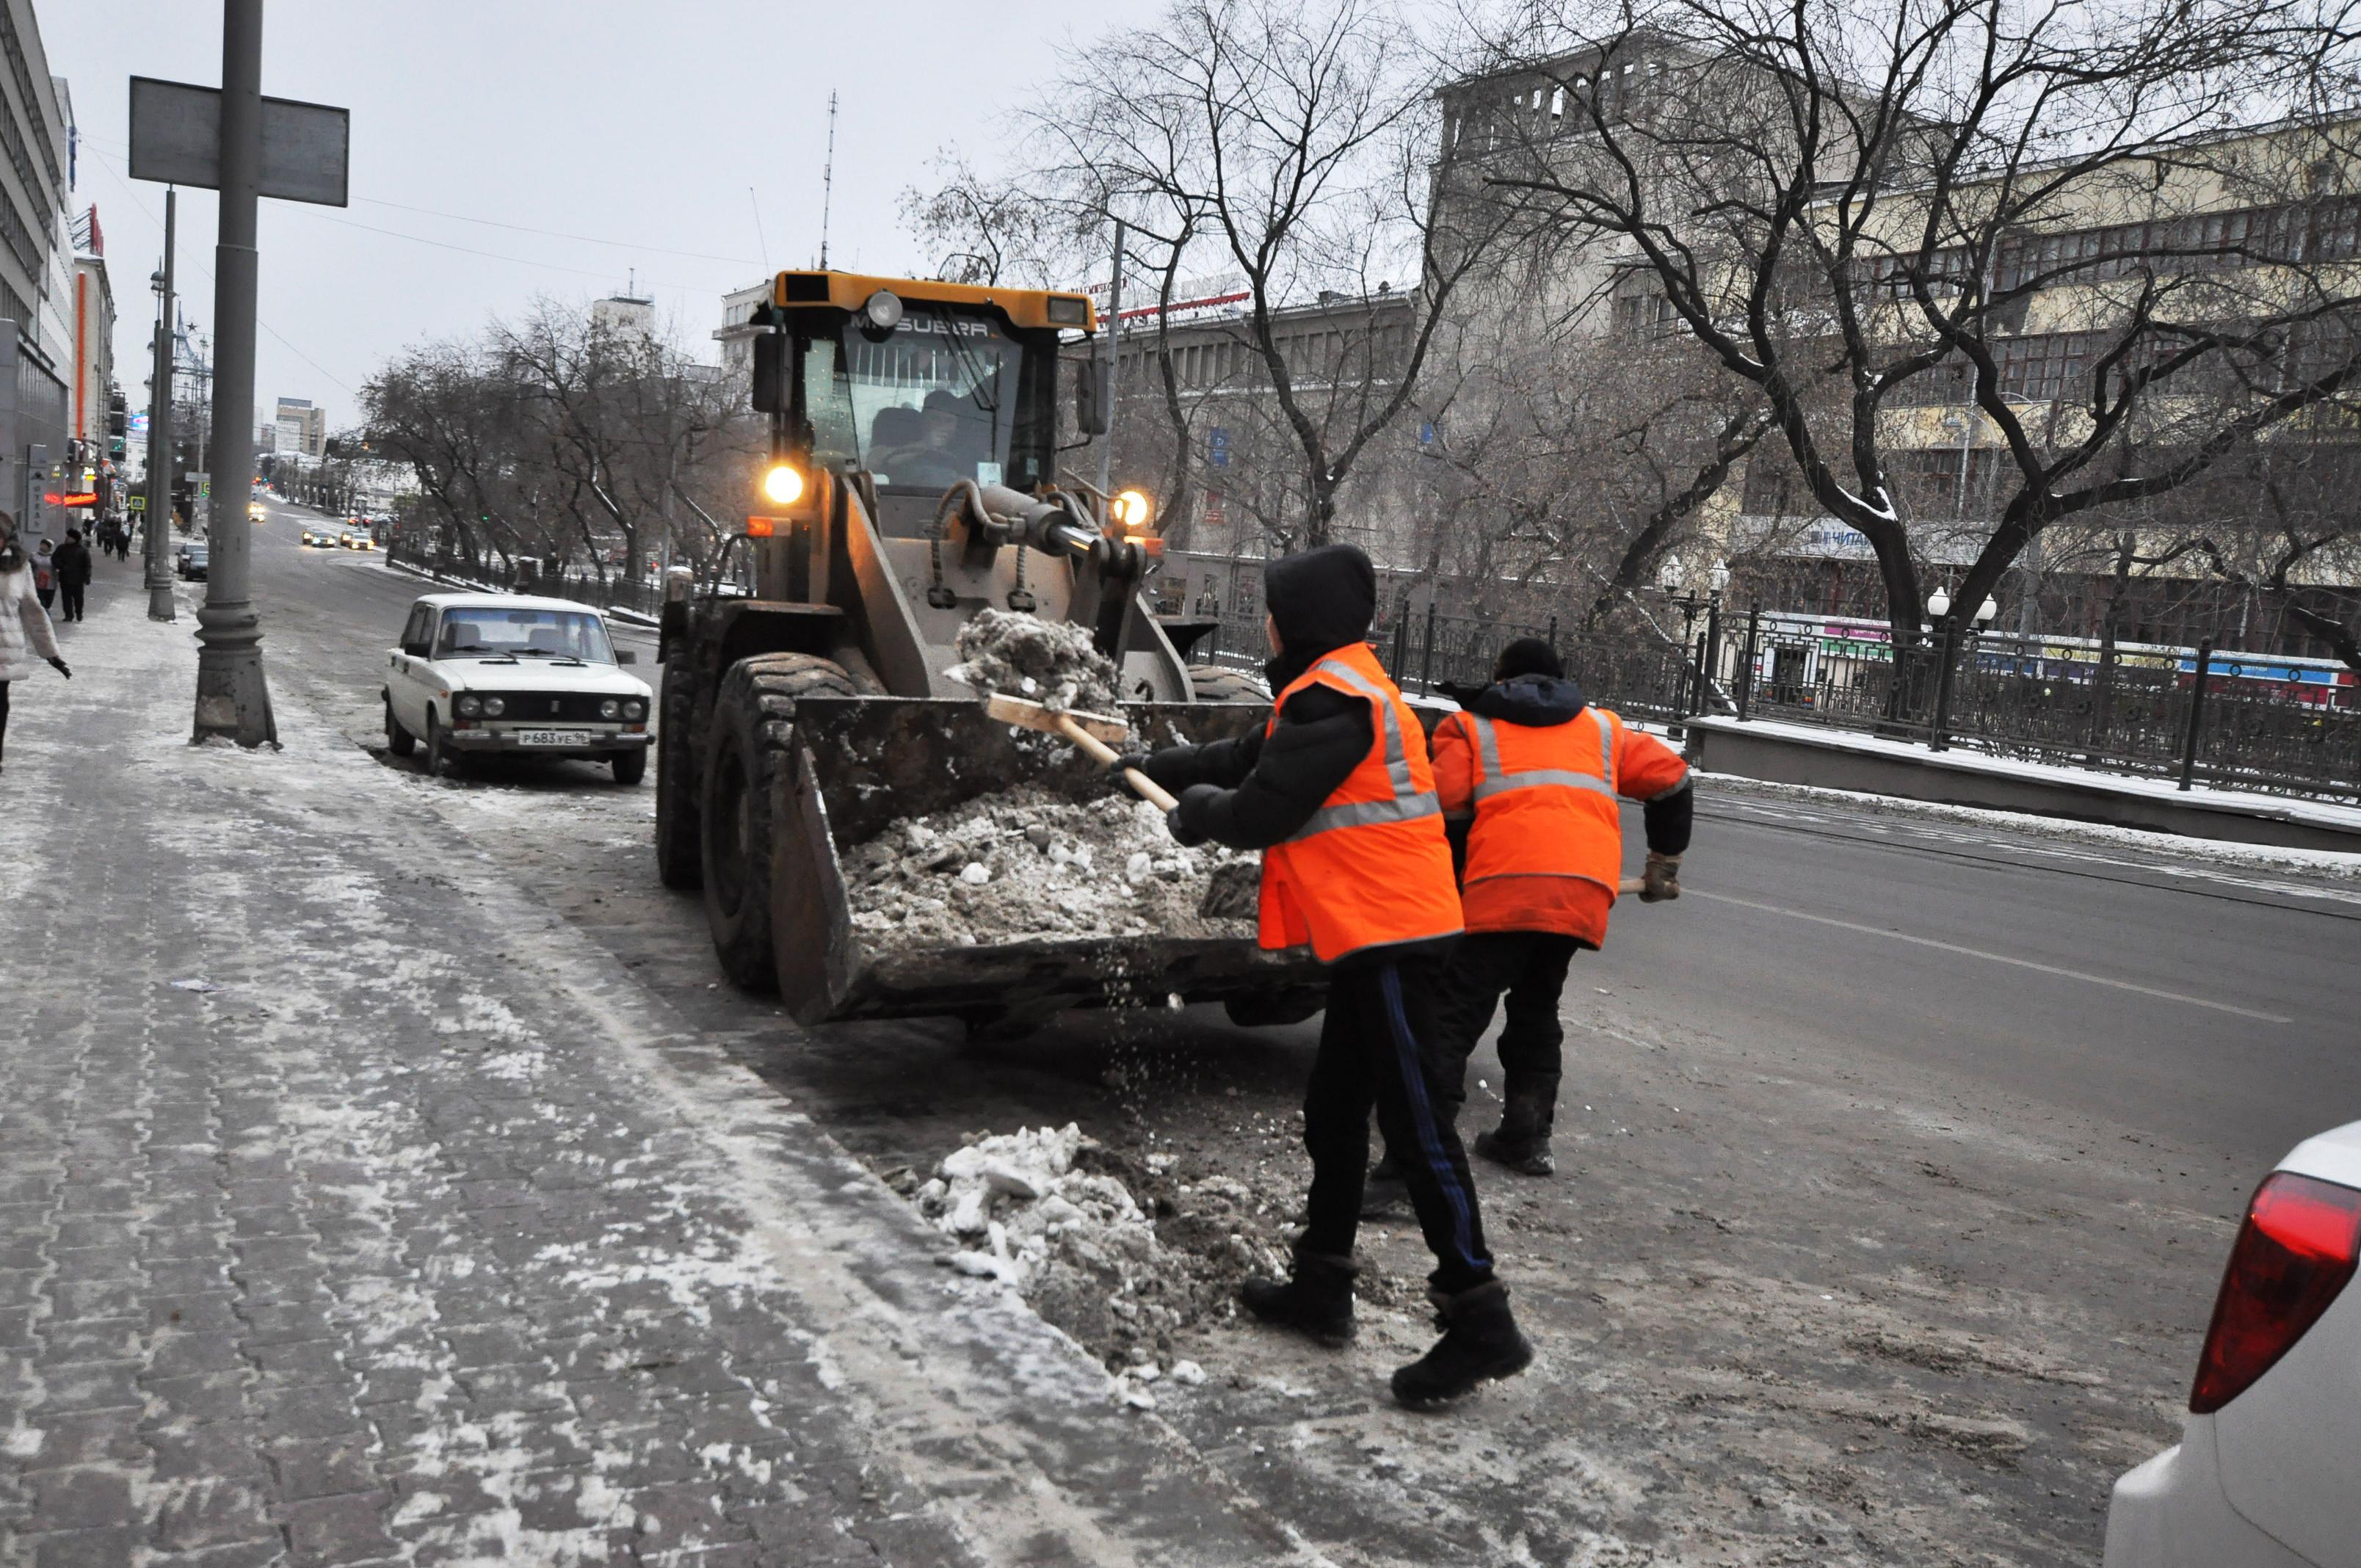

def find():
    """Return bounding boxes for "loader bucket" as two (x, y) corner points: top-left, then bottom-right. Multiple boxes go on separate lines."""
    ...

(769, 697), (1325, 1026)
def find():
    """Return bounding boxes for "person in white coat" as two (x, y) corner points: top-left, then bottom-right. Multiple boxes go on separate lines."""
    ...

(0, 510), (71, 772)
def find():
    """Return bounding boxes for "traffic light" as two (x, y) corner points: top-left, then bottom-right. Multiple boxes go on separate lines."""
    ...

(107, 395), (128, 437)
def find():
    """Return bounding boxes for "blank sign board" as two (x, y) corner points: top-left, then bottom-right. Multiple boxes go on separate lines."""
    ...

(128, 76), (349, 208)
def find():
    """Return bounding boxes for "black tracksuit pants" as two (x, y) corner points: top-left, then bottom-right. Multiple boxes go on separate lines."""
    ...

(59, 584), (84, 622)
(1298, 954), (1495, 1295)
(1433, 931), (1581, 1132)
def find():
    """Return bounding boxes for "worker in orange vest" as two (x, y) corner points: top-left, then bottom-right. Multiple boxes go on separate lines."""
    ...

(1123, 544), (1531, 1407)
(1429, 636), (1691, 1175)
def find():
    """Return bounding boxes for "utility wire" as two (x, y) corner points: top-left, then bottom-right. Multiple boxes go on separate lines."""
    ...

(355, 195), (761, 266)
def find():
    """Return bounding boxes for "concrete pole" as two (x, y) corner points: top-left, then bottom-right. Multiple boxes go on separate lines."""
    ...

(1094, 219), (1125, 501)
(144, 188), (177, 621)
(193, 0), (275, 745)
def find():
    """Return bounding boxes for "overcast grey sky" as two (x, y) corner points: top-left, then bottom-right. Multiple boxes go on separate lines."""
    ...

(48, 1), (1164, 432)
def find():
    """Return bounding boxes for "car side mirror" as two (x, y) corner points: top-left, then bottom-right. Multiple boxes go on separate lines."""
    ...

(616, 650), (637, 665)
(402, 641), (429, 658)
(751, 333), (787, 414)
(1074, 358), (1110, 436)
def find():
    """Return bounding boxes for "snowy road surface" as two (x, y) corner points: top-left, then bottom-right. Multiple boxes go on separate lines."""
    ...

(178, 494), (2361, 1562)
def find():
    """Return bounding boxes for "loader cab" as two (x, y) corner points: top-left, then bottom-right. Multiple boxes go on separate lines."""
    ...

(759, 271), (1092, 541)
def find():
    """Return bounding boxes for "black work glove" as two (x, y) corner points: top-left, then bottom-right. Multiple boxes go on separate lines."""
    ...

(48, 656), (69, 680)
(1167, 783), (1222, 847)
(1110, 750), (1153, 779)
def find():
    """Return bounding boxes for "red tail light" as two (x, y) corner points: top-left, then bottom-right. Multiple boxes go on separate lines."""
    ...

(2191, 1171), (2361, 1414)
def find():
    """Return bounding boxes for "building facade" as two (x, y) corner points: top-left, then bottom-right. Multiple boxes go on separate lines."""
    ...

(0, 4), (69, 539)
(275, 396), (324, 460)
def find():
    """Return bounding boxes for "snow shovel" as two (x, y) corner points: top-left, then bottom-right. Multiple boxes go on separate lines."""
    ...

(984, 693), (1179, 811)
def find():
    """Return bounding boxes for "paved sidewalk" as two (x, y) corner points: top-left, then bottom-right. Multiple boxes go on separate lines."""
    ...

(0, 588), (1310, 1564)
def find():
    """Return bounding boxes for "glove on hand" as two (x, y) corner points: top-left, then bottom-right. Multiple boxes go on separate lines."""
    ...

(1110, 751), (1153, 779)
(48, 656), (70, 680)
(1639, 852), (1681, 903)
(1166, 783), (1222, 847)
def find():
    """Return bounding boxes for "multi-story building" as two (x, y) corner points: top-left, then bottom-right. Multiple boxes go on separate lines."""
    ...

(68, 203), (113, 512)
(0, 4), (69, 538)
(275, 396), (324, 460)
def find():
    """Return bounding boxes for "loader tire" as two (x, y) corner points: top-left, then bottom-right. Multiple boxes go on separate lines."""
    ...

(1188, 663), (1269, 703)
(699, 653), (861, 992)
(655, 658), (703, 890)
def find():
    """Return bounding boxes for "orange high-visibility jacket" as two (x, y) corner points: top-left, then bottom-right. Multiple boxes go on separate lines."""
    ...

(1258, 644), (1465, 964)
(1431, 701), (1690, 945)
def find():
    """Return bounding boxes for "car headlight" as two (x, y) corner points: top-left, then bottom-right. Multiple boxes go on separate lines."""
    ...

(600, 699), (620, 719)
(482, 697), (505, 717)
(623, 700), (646, 720)
(456, 694), (483, 717)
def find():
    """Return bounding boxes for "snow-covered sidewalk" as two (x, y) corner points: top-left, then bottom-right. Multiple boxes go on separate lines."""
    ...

(0, 588), (1308, 1565)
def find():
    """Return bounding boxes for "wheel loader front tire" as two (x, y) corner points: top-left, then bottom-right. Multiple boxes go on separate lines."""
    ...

(1188, 663), (1270, 703)
(655, 659), (703, 890)
(698, 653), (861, 992)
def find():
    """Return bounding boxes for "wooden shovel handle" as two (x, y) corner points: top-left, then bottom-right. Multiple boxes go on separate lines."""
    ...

(1056, 713), (1181, 813)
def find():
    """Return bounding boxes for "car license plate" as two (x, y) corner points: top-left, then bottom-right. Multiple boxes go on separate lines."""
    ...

(518, 729), (592, 747)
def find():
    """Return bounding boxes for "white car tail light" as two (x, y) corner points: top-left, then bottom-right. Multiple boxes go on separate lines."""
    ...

(2191, 1172), (2361, 1414)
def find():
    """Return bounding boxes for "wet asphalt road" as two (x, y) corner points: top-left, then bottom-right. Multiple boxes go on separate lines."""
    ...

(221, 489), (2361, 1564)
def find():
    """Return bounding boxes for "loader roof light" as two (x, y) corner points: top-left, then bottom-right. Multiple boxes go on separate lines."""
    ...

(1047, 294), (1089, 327)
(762, 463), (806, 506)
(1111, 488), (1154, 531)
(863, 290), (904, 331)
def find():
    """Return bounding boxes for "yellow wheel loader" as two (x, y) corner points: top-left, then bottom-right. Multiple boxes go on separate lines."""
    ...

(656, 269), (1317, 1032)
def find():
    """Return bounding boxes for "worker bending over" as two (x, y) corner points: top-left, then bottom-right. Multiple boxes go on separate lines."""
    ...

(1123, 544), (1530, 1407)
(1429, 636), (1692, 1175)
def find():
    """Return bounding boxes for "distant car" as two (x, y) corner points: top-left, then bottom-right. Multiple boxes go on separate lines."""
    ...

(177, 542), (210, 581)
(2103, 1120), (2361, 1567)
(300, 527), (336, 548)
(339, 528), (372, 551)
(248, 501), (266, 521)
(382, 593), (652, 784)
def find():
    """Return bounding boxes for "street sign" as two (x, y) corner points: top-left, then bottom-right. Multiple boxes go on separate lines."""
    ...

(128, 496), (148, 512)
(1208, 427), (1230, 468)
(128, 76), (350, 207)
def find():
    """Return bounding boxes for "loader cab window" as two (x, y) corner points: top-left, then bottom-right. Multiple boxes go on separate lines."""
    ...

(802, 305), (1053, 498)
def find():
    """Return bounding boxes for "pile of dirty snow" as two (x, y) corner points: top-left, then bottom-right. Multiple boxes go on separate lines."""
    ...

(842, 786), (1256, 953)
(947, 608), (1126, 716)
(914, 1123), (1287, 1387)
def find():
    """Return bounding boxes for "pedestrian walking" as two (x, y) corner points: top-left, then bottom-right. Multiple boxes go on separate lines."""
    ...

(52, 529), (93, 623)
(0, 512), (73, 774)
(32, 539), (55, 609)
(1425, 636), (1692, 1175)
(1120, 543), (1532, 1408)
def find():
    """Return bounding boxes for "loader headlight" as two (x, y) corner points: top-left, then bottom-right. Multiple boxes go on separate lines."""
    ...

(863, 290), (904, 331)
(762, 463), (805, 506)
(1110, 488), (1154, 530)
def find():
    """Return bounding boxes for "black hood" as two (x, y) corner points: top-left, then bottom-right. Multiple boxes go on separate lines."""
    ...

(1262, 543), (1376, 690)
(1470, 673), (1589, 727)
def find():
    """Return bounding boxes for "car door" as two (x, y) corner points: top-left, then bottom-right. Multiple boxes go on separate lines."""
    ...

(389, 604), (438, 733)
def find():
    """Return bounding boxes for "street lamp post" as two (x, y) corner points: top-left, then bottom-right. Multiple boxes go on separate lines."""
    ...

(142, 189), (176, 621)
(192, 0), (276, 746)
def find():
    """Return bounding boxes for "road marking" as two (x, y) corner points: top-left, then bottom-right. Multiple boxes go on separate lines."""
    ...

(1689, 890), (2295, 1023)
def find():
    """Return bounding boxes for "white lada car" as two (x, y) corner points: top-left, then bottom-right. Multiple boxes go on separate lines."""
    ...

(382, 593), (652, 783)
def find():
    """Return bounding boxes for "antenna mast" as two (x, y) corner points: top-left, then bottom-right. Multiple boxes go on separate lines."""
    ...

(819, 91), (838, 269)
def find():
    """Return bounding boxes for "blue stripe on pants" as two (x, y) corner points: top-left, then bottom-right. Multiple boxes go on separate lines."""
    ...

(1379, 962), (1490, 1276)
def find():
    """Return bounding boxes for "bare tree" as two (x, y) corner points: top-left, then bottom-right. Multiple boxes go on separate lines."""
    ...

(1020, 0), (1522, 546)
(1472, 0), (2361, 647)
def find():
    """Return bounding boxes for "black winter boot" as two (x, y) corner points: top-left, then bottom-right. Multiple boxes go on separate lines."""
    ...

(1390, 1280), (1533, 1407)
(1239, 1247), (1358, 1347)
(1473, 1089), (1556, 1176)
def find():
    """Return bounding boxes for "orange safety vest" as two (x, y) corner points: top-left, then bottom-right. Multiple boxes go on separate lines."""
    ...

(1257, 644), (1465, 964)
(1436, 703), (1669, 943)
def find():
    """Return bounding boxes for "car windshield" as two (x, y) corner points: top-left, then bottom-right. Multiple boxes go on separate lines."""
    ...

(434, 607), (613, 662)
(805, 305), (1025, 491)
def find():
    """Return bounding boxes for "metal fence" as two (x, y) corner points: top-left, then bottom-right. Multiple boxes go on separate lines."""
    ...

(1727, 610), (2360, 802)
(384, 536), (670, 619)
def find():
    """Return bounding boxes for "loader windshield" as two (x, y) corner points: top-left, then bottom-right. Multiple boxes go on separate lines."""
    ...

(803, 304), (1053, 493)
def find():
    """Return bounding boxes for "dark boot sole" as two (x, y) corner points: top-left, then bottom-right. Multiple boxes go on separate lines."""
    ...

(1242, 1304), (1355, 1349)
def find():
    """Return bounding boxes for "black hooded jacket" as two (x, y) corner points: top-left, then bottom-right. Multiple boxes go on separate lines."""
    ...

(51, 540), (91, 589)
(1139, 544), (1381, 850)
(1459, 673), (1693, 857)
